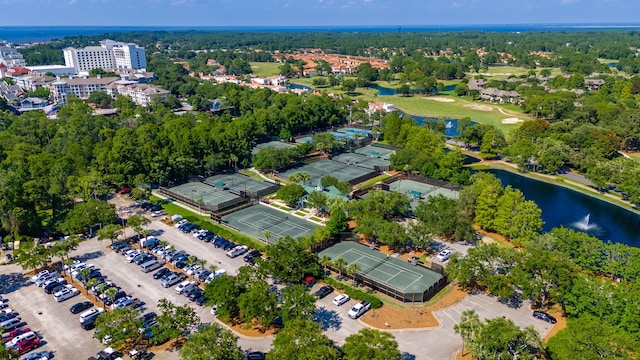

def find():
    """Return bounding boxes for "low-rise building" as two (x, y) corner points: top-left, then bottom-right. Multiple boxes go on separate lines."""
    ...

(0, 40), (26, 67)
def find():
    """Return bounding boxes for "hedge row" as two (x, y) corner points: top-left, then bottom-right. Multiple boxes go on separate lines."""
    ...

(324, 277), (383, 309)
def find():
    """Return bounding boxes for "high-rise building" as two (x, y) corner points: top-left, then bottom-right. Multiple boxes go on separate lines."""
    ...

(63, 39), (147, 73)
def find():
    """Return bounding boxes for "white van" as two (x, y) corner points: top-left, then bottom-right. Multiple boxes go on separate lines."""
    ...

(5, 331), (36, 347)
(54, 287), (79, 302)
(205, 269), (227, 284)
(140, 260), (163, 273)
(226, 245), (248, 258)
(171, 214), (183, 223)
(140, 237), (159, 249)
(79, 307), (104, 323)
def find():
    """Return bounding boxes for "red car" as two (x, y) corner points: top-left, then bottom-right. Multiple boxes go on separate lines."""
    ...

(11, 336), (40, 355)
(4, 327), (31, 344)
(117, 187), (131, 194)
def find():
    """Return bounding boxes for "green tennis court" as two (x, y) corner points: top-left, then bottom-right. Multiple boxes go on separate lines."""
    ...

(166, 182), (244, 211)
(354, 144), (396, 160)
(279, 160), (378, 184)
(222, 204), (317, 243)
(331, 152), (390, 170)
(204, 173), (278, 197)
(319, 242), (444, 302)
(252, 140), (296, 155)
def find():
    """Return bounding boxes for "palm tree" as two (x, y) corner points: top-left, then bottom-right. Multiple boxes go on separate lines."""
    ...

(347, 263), (361, 286)
(79, 268), (93, 293)
(63, 258), (75, 281)
(127, 214), (150, 240)
(97, 224), (122, 245)
(333, 258), (348, 280)
(262, 230), (272, 243)
(86, 278), (101, 298)
(104, 287), (118, 307)
(319, 255), (332, 275)
(454, 309), (480, 357)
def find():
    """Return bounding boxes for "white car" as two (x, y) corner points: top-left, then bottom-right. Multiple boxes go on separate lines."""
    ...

(186, 265), (201, 276)
(111, 297), (133, 310)
(435, 249), (452, 262)
(151, 211), (166, 218)
(54, 287), (79, 302)
(125, 251), (141, 263)
(72, 264), (95, 277)
(210, 305), (217, 316)
(226, 245), (248, 258)
(348, 301), (371, 319)
(192, 229), (207, 238)
(4, 331), (36, 347)
(332, 293), (350, 306)
(174, 219), (189, 228)
(174, 280), (197, 294)
(31, 270), (51, 282)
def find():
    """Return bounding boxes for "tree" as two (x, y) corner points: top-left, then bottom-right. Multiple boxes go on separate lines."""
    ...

(152, 299), (201, 346)
(289, 172), (311, 184)
(454, 309), (480, 356)
(342, 328), (402, 360)
(97, 224), (122, 245)
(333, 258), (348, 279)
(276, 184), (305, 207)
(94, 307), (143, 351)
(87, 91), (113, 109)
(325, 208), (348, 237)
(237, 280), (279, 327)
(59, 200), (117, 235)
(13, 240), (51, 272)
(341, 79), (357, 93)
(267, 319), (339, 360)
(78, 267), (93, 290)
(347, 263), (361, 286)
(179, 324), (243, 360)
(279, 284), (317, 324)
(127, 214), (150, 240)
(264, 237), (322, 283)
(262, 230), (272, 243)
(306, 191), (328, 214)
(468, 316), (543, 360)
(204, 275), (241, 320)
(319, 255), (332, 275)
(547, 316), (637, 360)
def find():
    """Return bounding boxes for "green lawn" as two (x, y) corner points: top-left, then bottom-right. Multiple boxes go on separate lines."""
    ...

(480, 66), (562, 78)
(239, 169), (266, 182)
(355, 174), (392, 189)
(250, 62), (282, 77)
(598, 58), (619, 64)
(627, 152), (640, 161)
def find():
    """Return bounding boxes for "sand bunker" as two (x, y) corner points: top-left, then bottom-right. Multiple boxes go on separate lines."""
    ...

(423, 97), (455, 103)
(464, 104), (492, 111)
(502, 118), (524, 124)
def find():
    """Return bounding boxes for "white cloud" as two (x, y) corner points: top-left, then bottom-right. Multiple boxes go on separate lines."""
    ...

(560, 0), (579, 3)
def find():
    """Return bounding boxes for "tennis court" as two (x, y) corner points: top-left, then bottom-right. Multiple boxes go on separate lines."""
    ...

(279, 160), (378, 184)
(204, 174), (278, 197)
(251, 140), (296, 155)
(354, 144), (396, 160)
(222, 204), (317, 243)
(166, 182), (244, 211)
(319, 242), (445, 302)
(331, 152), (390, 170)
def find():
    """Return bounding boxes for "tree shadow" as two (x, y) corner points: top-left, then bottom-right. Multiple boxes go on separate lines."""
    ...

(76, 250), (104, 261)
(0, 273), (29, 294)
(147, 229), (164, 237)
(313, 307), (342, 331)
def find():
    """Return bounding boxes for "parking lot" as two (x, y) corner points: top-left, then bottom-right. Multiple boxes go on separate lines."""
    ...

(0, 199), (556, 360)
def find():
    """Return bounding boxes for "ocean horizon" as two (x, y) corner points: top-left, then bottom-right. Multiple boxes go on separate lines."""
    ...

(2, 23), (640, 44)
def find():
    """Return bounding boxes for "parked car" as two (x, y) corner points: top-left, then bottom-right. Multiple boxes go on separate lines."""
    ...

(3, 327), (32, 344)
(226, 245), (248, 258)
(246, 351), (266, 360)
(174, 219), (188, 228)
(0, 318), (22, 332)
(332, 293), (350, 306)
(314, 285), (334, 299)
(24, 351), (52, 360)
(195, 295), (209, 306)
(111, 297), (133, 310)
(243, 249), (261, 262)
(152, 267), (170, 280)
(162, 273), (185, 288)
(4, 330), (37, 348)
(31, 270), (52, 282)
(175, 280), (197, 295)
(435, 249), (452, 262)
(103, 291), (127, 306)
(533, 311), (557, 324)
(348, 301), (371, 319)
(44, 281), (67, 295)
(70, 301), (94, 314)
(205, 269), (226, 284)
(54, 287), (79, 302)
(151, 211), (166, 218)
(9, 337), (40, 355)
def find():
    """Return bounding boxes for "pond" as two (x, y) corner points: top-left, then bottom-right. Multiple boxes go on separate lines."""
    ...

(369, 83), (457, 96)
(488, 169), (640, 247)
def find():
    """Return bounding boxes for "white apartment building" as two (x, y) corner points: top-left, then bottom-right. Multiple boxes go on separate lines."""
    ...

(63, 39), (147, 73)
(49, 76), (168, 107)
(0, 40), (27, 67)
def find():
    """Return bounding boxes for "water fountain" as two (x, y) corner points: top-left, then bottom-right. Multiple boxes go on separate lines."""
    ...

(573, 213), (601, 233)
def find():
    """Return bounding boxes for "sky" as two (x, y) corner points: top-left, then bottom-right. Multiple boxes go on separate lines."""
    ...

(1, 0), (640, 27)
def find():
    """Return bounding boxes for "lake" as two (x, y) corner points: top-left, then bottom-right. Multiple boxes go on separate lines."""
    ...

(489, 169), (640, 247)
(369, 83), (456, 96)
